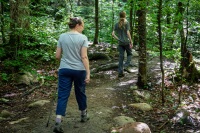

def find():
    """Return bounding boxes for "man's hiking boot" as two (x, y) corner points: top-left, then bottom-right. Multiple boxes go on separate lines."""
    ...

(81, 111), (89, 122)
(53, 122), (64, 133)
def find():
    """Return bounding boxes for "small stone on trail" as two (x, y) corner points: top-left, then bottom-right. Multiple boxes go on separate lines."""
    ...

(9, 117), (29, 125)
(28, 100), (50, 108)
(0, 110), (12, 118)
(113, 116), (135, 126)
(128, 103), (153, 111)
(111, 122), (151, 133)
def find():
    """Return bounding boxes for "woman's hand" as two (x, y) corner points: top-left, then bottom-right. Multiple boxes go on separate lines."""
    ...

(85, 74), (90, 84)
(130, 43), (133, 48)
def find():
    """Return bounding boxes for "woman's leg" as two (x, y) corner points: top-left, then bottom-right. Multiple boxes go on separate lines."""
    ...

(73, 70), (89, 122)
(56, 68), (73, 116)
(54, 69), (73, 132)
(118, 45), (125, 74)
(73, 70), (87, 111)
(124, 45), (133, 68)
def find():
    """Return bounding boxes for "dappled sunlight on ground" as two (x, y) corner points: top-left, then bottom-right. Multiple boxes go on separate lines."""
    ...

(1, 49), (200, 133)
(129, 68), (138, 73)
(117, 79), (137, 87)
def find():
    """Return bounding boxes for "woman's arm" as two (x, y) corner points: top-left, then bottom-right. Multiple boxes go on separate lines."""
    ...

(56, 47), (62, 60)
(127, 30), (133, 44)
(81, 47), (90, 83)
(127, 30), (133, 48)
(112, 31), (119, 40)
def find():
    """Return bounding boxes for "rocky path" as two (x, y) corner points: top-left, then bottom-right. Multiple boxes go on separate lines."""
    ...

(1, 55), (200, 133)
(1, 61), (139, 133)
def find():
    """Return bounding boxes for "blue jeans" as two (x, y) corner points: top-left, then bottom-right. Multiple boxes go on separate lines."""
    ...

(56, 68), (87, 116)
(118, 45), (132, 74)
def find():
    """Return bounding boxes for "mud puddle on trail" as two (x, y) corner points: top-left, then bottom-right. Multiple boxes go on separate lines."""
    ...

(3, 70), (136, 133)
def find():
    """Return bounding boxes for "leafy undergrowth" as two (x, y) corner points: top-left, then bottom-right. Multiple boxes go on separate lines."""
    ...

(0, 64), (58, 133)
(114, 82), (200, 133)
(0, 47), (200, 133)
(112, 57), (200, 133)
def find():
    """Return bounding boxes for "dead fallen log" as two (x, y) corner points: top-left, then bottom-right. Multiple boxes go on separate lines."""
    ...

(21, 85), (41, 97)
(91, 62), (118, 73)
(88, 52), (111, 60)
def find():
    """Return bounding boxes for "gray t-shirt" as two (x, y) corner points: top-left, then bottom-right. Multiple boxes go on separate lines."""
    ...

(114, 22), (130, 45)
(57, 32), (88, 70)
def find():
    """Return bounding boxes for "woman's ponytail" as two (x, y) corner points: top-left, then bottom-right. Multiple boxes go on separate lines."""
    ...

(118, 11), (127, 29)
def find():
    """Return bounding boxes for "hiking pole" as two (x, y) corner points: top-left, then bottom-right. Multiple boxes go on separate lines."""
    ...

(46, 87), (57, 127)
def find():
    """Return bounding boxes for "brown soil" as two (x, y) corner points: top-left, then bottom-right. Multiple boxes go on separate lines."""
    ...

(0, 56), (200, 133)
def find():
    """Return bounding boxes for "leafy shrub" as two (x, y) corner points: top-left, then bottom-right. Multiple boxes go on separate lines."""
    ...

(0, 48), (6, 58)
(1, 73), (9, 82)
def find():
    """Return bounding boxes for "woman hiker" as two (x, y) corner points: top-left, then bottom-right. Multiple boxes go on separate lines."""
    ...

(112, 11), (133, 78)
(54, 17), (90, 133)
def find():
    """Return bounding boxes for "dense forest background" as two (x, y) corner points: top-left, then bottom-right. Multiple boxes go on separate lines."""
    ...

(0, 0), (200, 85)
(0, 0), (199, 87)
(0, 0), (200, 132)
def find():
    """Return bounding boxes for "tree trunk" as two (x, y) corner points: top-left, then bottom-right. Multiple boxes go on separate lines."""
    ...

(157, 0), (165, 105)
(134, 10), (139, 49)
(178, 2), (186, 72)
(9, 0), (30, 59)
(178, 1), (200, 81)
(9, 0), (19, 58)
(129, 0), (133, 38)
(93, 0), (99, 44)
(0, 2), (6, 44)
(137, 0), (147, 88)
(164, 0), (173, 50)
(19, 0), (30, 29)
(111, 0), (115, 44)
(68, 0), (73, 16)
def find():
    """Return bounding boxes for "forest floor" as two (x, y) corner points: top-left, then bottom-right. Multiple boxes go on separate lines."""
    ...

(0, 48), (200, 133)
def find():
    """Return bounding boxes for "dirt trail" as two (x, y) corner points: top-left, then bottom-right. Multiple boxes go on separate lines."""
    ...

(2, 63), (137, 133)
(1, 56), (199, 133)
